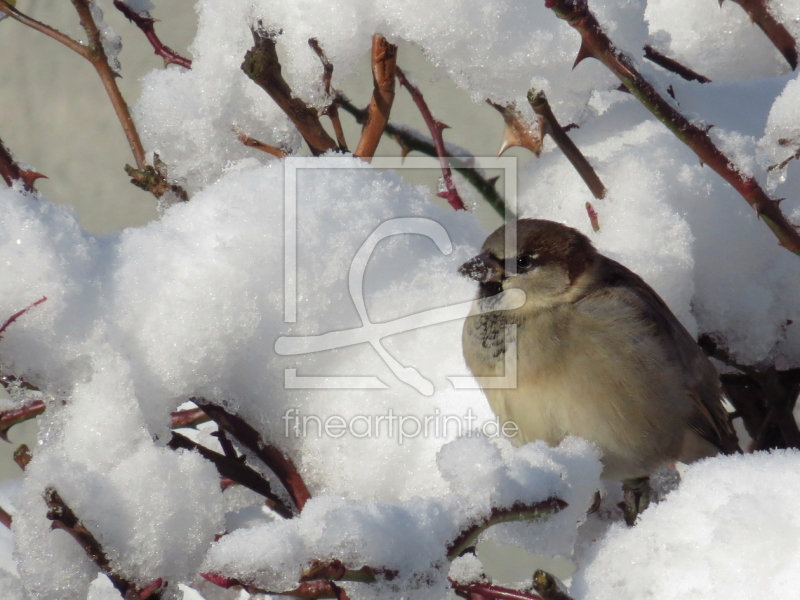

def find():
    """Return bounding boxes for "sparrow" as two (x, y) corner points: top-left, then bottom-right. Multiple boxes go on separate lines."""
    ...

(460, 219), (738, 518)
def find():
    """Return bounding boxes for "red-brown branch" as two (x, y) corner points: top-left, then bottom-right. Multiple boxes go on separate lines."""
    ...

(235, 129), (288, 159)
(0, 399), (45, 442)
(354, 35), (397, 160)
(726, 0), (798, 70)
(0, 505), (12, 529)
(528, 90), (606, 200)
(169, 406), (211, 429)
(546, 0), (800, 255)
(45, 487), (165, 599)
(308, 39), (348, 152)
(242, 30), (338, 156)
(451, 581), (545, 600)
(395, 66), (466, 210)
(643, 45), (711, 83)
(112, 0), (192, 68)
(190, 398), (312, 512)
(0, 296), (47, 340)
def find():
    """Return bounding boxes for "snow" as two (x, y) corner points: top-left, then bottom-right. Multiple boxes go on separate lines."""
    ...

(573, 450), (800, 600)
(2, 0), (800, 598)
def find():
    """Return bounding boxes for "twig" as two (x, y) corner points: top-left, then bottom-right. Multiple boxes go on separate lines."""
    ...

(168, 431), (294, 518)
(0, 296), (47, 340)
(71, 0), (147, 170)
(0, 399), (45, 442)
(337, 97), (511, 217)
(308, 39), (348, 152)
(354, 35), (397, 160)
(235, 129), (288, 159)
(44, 487), (165, 599)
(0, 136), (45, 192)
(190, 398), (312, 512)
(725, 0), (798, 70)
(242, 29), (338, 156)
(528, 90), (606, 200)
(125, 153), (189, 202)
(486, 101), (544, 157)
(0, 0), (147, 170)
(112, 0), (192, 68)
(446, 498), (567, 560)
(170, 406), (211, 429)
(643, 45), (711, 83)
(395, 66), (466, 210)
(450, 581), (545, 600)
(547, 0), (800, 255)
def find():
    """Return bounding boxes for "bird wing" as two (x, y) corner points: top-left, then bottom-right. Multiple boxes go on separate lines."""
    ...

(591, 257), (739, 454)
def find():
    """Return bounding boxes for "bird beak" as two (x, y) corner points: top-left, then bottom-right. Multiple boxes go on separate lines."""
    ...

(458, 251), (504, 283)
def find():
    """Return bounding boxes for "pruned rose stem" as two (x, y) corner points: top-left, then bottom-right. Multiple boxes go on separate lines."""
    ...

(338, 97), (510, 217)
(354, 35), (398, 160)
(446, 498), (568, 560)
(168, 431), (294, 518)
(725, 0), (798, 70)
(395, 66), (467, 210)
(243, 29), (338, 156)
(200, 574), (351, 599)
(528, 90), (606, 200)
(643, 45), (711, 83)
(112, 0), (193, 68)
(546, 0), (800, 255)
(0, 135), (46, 192)
(190, 398), (312, 512)
(308, 38), (349, 152)
(44, 487), (165, 599)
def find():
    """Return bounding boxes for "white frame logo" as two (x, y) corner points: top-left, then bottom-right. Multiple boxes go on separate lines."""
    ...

(275, 156), (521, 395)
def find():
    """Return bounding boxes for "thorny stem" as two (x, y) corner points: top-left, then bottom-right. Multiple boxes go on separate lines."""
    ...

(337, 97), (511, 218)
(309, 39), (349, 152)
(112, 0), (192, 69)
(528, 90), (606, 200)
(191, 398), (312, 512)
(450, 581), (546, 600)
(168, 431), (295, 518)
(0, 0), (147, 170)
(354, 35), (398, 160)
(643, 45), (711, 83)
(487, 100), (544, 157)
(546, 0), (800, 255)
(44, 487), (164, 599)
(725, 0), (798, 70)
(395, 66), (467, 211)
(0, 136), (45, 192)
(0, 400), (45, 442)
(71, 0), (147, 170)
(446, 498), (567, 560)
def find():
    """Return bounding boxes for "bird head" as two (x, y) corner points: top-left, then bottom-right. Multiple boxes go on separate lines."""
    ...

(459, 219), (597, 307)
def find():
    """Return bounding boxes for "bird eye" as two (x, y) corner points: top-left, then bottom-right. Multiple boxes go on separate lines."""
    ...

(516, 253), (538, 272)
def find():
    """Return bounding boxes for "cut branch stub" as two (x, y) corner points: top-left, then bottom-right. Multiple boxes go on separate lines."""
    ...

(527, 89), (606, 200)
(243, 29), (338, 156)
(354, 35), (398, 160)
(546, 0), (800, 255)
